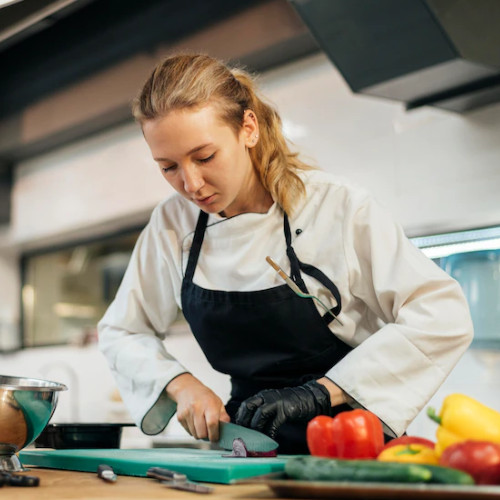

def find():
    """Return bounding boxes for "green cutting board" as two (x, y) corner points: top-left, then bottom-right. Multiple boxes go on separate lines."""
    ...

(19, 448), (290, 484)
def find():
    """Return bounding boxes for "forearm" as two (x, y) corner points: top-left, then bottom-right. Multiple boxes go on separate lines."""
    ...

(317, 377), (348, 407)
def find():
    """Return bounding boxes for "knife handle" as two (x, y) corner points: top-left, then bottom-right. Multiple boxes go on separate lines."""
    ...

(0, 473), (40, 487)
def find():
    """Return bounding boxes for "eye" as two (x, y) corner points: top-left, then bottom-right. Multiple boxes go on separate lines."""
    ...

(160, 164), (176, 174)
(198, 153), (215, 164)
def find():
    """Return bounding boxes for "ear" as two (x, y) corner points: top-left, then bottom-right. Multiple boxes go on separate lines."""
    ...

(242, 109), (259, 148)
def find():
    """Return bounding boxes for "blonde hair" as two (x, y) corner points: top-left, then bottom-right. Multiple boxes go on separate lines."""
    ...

(132, 53), (314, 215)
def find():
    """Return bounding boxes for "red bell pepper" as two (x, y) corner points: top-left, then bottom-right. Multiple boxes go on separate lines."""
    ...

(439, 440), (500, 485)
(307, 409), (384, 459)
(381, 435), (435, 452)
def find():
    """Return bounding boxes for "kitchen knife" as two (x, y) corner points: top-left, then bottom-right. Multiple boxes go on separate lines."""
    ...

(209, 422), (278, 452)
(147, 467), (213, 494)
(97, 464), (117, 482)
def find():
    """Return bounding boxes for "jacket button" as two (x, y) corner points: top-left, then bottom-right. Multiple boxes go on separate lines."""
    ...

(295, 228), (303, 235)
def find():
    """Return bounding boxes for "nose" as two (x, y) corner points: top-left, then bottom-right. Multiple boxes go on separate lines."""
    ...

(182, 164), (204, 194)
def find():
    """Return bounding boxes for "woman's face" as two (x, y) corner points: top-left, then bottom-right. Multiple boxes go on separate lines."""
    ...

(143, 104), (265, 217)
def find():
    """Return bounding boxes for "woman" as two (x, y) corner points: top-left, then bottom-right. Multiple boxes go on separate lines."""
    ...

(98, 53), (473, 454)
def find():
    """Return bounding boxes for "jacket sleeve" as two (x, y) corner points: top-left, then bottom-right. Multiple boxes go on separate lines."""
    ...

(98, 207), (188, 435)
(326, 191), (474, 436)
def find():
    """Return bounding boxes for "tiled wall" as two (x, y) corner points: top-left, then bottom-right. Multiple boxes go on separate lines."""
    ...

(1, 53), (500, 441)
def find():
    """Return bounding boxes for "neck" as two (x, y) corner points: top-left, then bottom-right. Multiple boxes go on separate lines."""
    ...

(221, 174), (273, 218)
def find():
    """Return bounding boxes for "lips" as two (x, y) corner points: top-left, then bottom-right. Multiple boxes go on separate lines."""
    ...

(194, 194), (216, 205)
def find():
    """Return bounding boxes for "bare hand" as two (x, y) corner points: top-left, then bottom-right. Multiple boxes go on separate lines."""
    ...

(166, 373), (230, 441)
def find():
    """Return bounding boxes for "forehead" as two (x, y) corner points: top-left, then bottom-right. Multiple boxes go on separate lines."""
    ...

(142, 104), (237, 155)
(144, 104), (218, 133)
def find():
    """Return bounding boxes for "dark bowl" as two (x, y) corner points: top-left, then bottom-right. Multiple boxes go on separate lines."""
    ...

(34, 423), (135, 449)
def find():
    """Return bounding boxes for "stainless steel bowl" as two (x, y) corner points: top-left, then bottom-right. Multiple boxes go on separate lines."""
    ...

(0, 374), (67, 471)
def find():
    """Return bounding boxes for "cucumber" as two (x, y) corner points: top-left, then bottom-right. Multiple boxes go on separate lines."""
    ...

(285, 457), (432, 483)
(285, 457), (475, 485)
(423, 464), (475, 485)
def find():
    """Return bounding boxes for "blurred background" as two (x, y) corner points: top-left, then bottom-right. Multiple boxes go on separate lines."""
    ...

(1, 0), (500, 447)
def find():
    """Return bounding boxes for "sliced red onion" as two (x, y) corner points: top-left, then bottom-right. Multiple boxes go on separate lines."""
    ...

(222, 438), (278, 458)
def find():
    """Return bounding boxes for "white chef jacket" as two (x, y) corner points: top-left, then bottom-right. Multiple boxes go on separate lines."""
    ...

(98, 169), (473, 437)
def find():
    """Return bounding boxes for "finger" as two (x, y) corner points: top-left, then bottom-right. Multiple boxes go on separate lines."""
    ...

(209, 406), (231, 441)
(192, 412), (209, 440)
(205, 408), (224, 442)
(235, 395), (264, 427)
(250, 401), (278, 434)
(267, 419), (281, 440)
(178, 414), (195, 439)
(220, 408), (231, 423)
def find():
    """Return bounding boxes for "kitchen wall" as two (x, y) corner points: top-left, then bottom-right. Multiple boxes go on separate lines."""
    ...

(1, 53), (500, 443)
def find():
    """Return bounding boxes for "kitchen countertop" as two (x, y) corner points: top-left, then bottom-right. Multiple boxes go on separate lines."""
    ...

(8, 466), (500, 500)
(5, 468), (279, 499)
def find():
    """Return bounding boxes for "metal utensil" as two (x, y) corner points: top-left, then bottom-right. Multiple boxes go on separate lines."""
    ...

(147, 467), (213, 494)
(0, 471), (40, 487)
(266, 256), (343, 326)
(97, 464), (117, 482)
(0, 375), (67, 472)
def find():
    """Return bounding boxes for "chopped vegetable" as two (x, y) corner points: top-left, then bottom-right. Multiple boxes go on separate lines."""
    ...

(307, 409), (384, 459)
(427, 394), (500, 456)
(222, 438), (277, 458)
(439, 440), (500, 485)
(377, 444), (438, 464)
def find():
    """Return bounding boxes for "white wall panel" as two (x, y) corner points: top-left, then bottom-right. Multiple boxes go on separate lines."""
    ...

(259, 54), (500, 236)
(12, 124), (173, 244)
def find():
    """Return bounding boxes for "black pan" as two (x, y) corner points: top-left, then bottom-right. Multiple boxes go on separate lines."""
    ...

(34, 423), (136, 449)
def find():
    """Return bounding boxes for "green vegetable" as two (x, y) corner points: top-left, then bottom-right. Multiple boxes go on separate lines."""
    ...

(285, 456), (474, 485)
(285, 456), (431, 483)
(423, 464), (475, 485)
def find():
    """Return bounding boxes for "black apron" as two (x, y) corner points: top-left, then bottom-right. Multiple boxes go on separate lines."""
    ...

(181, 210), (353, 453)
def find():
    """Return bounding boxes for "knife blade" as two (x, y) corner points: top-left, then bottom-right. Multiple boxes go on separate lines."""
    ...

(211, 422), (278, 452)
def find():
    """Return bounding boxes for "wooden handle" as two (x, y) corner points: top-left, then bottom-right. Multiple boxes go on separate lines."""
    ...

(265, 256), (279, 271)
(266, 256), (289, 282)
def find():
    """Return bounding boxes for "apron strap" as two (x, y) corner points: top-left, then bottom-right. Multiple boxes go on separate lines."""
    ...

(298, 261), (342, 318)
(184, 210), (209, 282)
(284, 213), (303, 285)
(284, 213), (342, 323)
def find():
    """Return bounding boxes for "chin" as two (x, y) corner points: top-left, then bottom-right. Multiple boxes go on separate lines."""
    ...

(199, 204), (224, 215)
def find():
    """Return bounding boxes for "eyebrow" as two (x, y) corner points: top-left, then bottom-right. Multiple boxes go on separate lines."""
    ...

(154, 143), (213, 162)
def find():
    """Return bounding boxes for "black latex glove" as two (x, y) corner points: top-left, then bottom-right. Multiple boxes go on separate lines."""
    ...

(234, 380), (331, 439)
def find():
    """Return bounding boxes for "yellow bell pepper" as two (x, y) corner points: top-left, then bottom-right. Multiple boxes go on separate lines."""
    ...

(377, 444), (438, 465)
(427, 393), (500, 456)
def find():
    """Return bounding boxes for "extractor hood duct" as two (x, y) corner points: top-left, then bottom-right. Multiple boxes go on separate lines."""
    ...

(289, 0), (500, 112)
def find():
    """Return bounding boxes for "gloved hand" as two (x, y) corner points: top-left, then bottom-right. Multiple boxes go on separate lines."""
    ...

(235, 380), (331, 439)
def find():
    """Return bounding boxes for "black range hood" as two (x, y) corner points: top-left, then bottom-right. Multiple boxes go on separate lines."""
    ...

(289, 0), (500, 112)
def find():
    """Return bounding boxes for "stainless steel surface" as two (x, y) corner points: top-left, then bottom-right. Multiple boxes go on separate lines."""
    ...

(0, 454), (23, 472)
(0, 374), (67, 471)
